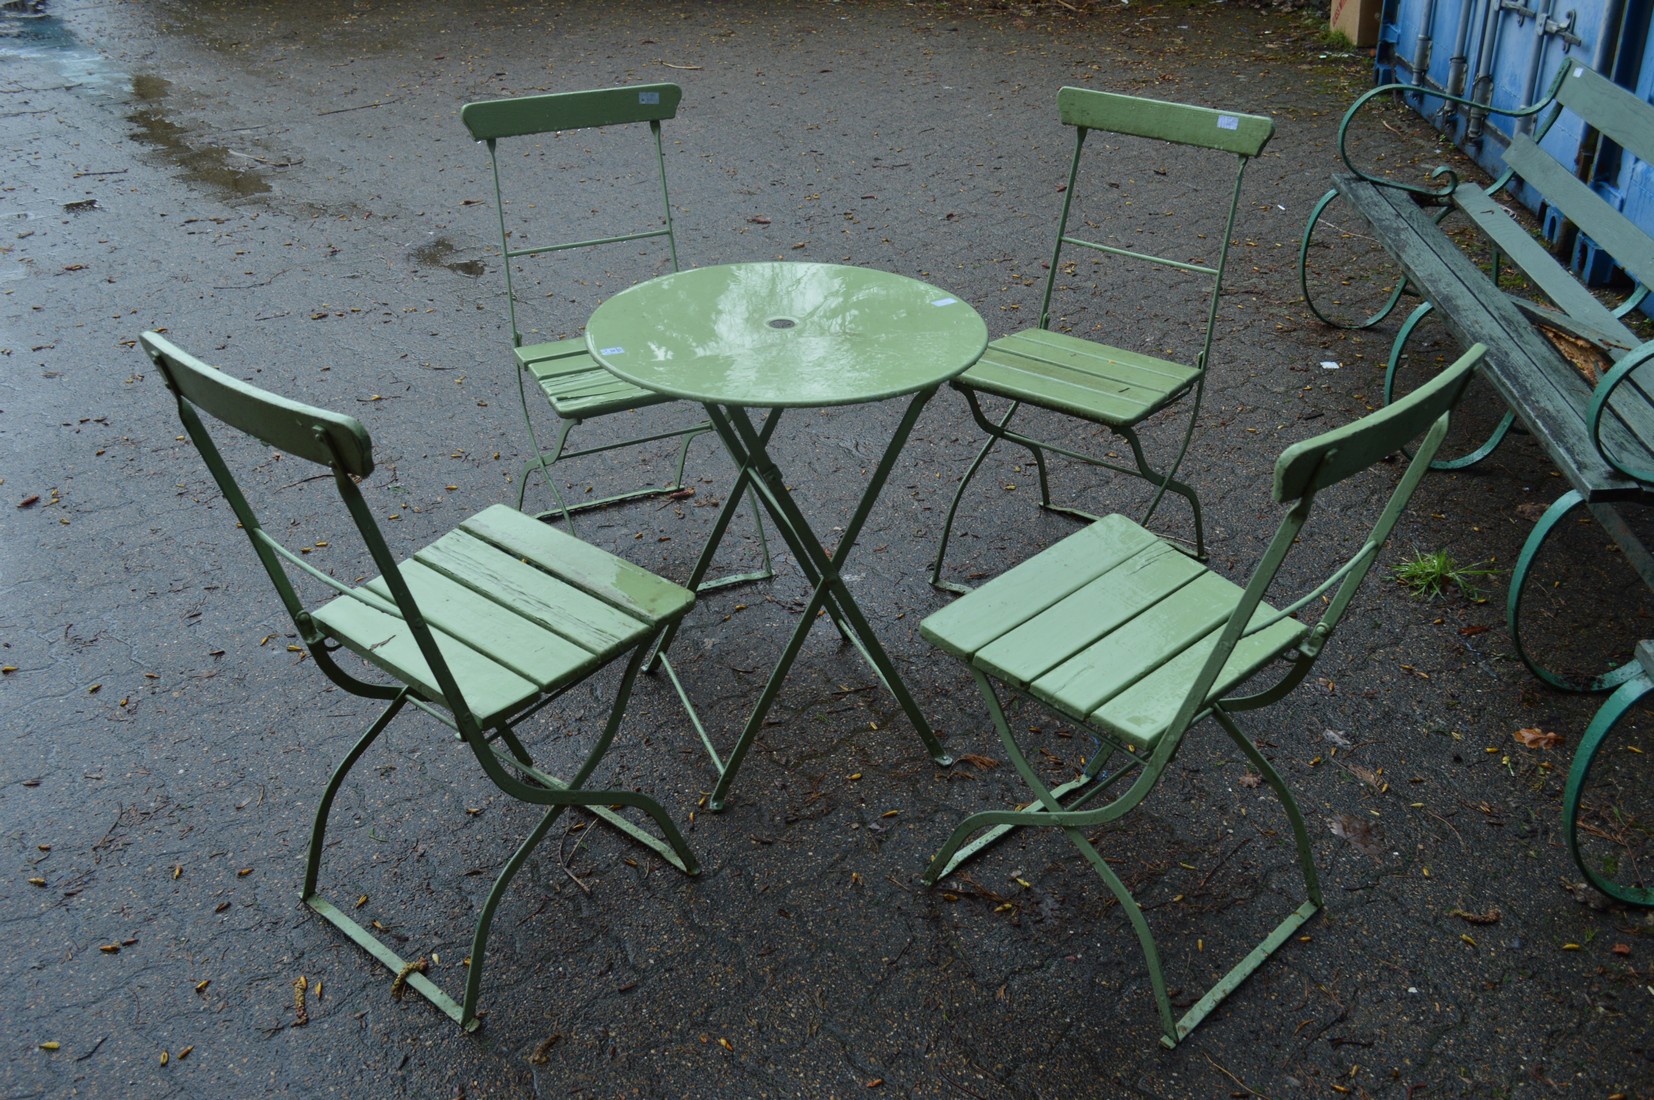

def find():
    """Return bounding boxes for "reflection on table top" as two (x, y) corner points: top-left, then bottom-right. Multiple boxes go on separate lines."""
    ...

(586, 261), (988, 408)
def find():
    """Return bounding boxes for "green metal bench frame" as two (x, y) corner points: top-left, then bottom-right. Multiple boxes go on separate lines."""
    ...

(930, 89), (1274, 592)
(1301, 63), (1654, 906)
(146, 332), (699, 1029)
(462, 84), (771, 592)
(921, 346), (1482, 1046)
(1309, 66), (1654, 690)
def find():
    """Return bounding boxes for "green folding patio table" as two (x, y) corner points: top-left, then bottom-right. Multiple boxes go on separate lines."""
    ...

(586, 262), (989, 809)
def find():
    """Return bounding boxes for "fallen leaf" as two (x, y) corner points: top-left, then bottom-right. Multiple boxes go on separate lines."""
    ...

(1328, 814), (1385, 861)
(1514, 727), (1562, 750)
(528, 1033), (562, 1064)
(1447, 907), (1502, 925)
(1347, 764), (1383, 791)
(1236, 771), (1263, 789)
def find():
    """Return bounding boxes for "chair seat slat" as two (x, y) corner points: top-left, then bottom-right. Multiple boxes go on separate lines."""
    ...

(962, 329), (1199, 424)
(1090, 614), (1306, 746)
(921, 514), (1162, 658)
(1025, 569), (1245, 717)
(458, 503), (695, 624)
(311, 596), (539, 725)
(975, 541), (1208, 690)
(517, 342), (675, 417)
(365, 560), (600, 690)
(416, 529), (653, 655)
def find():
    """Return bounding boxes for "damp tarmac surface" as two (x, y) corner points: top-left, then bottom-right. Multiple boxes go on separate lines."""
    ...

(3, 1), (1652, 1096)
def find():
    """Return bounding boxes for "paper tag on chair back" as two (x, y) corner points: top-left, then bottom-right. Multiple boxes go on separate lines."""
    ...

(920, 344), (1484, 1046)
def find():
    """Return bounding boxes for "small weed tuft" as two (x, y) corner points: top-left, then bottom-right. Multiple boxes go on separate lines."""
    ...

(1391, 549), (1498, 602)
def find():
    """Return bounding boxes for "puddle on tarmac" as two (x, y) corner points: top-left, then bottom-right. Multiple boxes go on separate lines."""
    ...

(126, 97), (272, 198)
(410, 237), (486, 278)
(0, 1), (120, 92)
(4, 2), (272, 201)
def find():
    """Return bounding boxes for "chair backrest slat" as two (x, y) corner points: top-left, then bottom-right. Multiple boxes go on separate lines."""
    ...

(148, 331), (481, 729)
(1274, 344), (1483, 502)
(460, 83), (681, 141)
(1160, 345), (1484, 750)
(462, 83), (684, 352)
(144, 333), (373, 476)
(1057, 87), (1274, 157)
(1039, 89), (1273, 371)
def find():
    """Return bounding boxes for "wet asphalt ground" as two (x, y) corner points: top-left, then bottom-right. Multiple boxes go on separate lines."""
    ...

(4, 0), (1653, 1096)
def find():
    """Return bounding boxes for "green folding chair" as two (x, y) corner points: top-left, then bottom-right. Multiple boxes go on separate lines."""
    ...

(461, 84), (769, 591)
(144, 332), (698, 1031)
(920, 344), (1484, 1047)
(931, 90), (1274, 593)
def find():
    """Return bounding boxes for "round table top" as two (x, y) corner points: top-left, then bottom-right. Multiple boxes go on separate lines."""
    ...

(585, 262), (988, 408)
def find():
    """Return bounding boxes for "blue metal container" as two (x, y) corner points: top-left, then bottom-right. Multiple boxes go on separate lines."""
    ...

(1375, 0), (1652, 282)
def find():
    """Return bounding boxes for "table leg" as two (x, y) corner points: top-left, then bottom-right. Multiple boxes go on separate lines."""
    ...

(647, 408), (856, 670)
(694, 393), (952, 809)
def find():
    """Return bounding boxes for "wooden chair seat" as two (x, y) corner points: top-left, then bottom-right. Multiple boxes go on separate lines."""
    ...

(924, 513), (1306, 749)
(518, 341), (676, 419)
(920, 346), (1484, 1047)
(929, 90), (1275, 592)
(145, 332), (699, 1031)
(313, 504), (692, 725)
(959, 329), (1200, 427)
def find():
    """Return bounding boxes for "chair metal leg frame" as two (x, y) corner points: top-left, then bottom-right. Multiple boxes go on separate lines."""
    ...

(654, 392), (954, 811)
(1507, 489), (1644, 693)
(930, 399), (1037, 595)
(302, 644), (697, 1031)
(1381, 301), (1514, 471)
(1563, 665), (1654, 907)
(1298, 186), (1414, 331)
(515, 368), (774, 595)
(923, 672), (1321, 1048)
(930, 386), (1206, 594)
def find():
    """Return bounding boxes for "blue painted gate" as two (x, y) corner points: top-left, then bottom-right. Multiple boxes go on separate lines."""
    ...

(1375, 0), (1653, 281)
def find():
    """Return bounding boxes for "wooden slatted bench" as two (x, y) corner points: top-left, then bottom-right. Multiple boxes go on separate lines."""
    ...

(1310, 63), (1654, 905)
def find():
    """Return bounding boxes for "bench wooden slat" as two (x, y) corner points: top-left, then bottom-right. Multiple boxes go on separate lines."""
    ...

(1334, 174), (1644, 501)
(1451, 183), (1654, 459)
(1557, 64), (1654, 171)
(1453, 184), (1634, 342)
(1500, 136), (1654, 291)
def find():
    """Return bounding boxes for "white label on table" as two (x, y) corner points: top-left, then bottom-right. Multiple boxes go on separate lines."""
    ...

(930, 297), (958, 307)
(1217, 115), (1240, 131)
(639, 91), (660, 104)
(600, 346), (625, 356)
